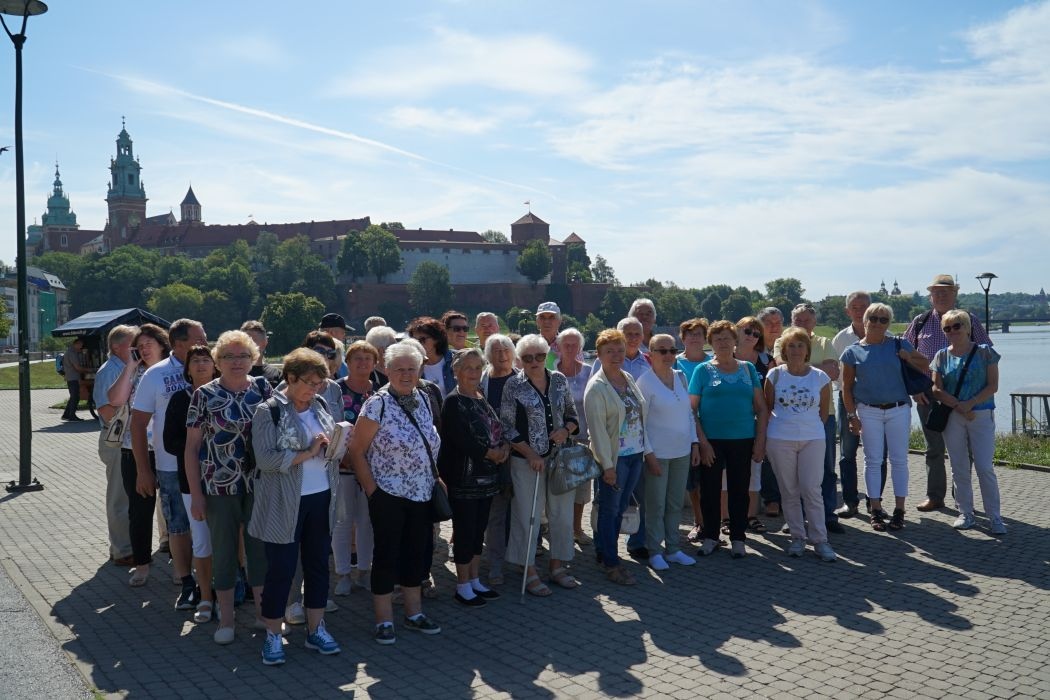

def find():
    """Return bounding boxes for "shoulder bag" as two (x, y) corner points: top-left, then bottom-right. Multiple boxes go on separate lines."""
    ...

(390, 394), (452, 523)
(925, 344), (979, 433)
(548, 437), (601, 495)
(895, 336), (933, 395)
(102, 403), (130, 448)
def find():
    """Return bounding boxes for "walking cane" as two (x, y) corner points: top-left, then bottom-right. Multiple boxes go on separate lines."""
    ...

(520, 468), (542, 604)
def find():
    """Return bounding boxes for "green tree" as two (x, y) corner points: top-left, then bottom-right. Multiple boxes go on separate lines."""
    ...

(148, 282), (204, 322)
(200, 262), (258, 319)
(379, 221), (405, 231)
(0, 295), (10, 339)
(764, 278), (805, 307)
(700, 292), (723, 321)
(590, 255), (619, 285)
(155, 254), (201, 287)
(252, 230), (280, 269)
(816, 295), (849, 329)
(361, 225), (403, 282)
(204, 239), (252, 270)
(657, 288), (699, 326)
(336, 229), (370, 282)
(481, 229), (509, 243)
(199, 290), (243, 335)
(74, 246), (160, 314)
(516, 240), (552, 286)
(565, 243), (592, 282)
(408, 262), (454, 317)
(505, 307), (529, 331)
(721, 293), (753, 323)
(31, 251), (85, 289)
(597, 287), (634, 326)
(580, 313), (606, 347)
(260, 292), (326, 354)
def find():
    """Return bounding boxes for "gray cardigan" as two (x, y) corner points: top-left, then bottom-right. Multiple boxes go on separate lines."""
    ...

(247, 391), (339, 545)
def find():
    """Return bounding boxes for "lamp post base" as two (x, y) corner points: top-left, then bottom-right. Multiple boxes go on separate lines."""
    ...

(6, 478), (44, 493)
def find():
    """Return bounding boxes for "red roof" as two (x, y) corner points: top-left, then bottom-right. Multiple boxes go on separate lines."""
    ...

(562, 232), (585, 244)
(126, 217), (372, 248)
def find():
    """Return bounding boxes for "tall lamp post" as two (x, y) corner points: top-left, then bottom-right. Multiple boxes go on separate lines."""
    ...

(2, 0), (47, 493)
(976, 272), (997, 332)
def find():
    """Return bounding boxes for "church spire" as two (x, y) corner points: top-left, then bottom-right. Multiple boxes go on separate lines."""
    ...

(180, 184), (201, 224)
(41, 159), (78, 229)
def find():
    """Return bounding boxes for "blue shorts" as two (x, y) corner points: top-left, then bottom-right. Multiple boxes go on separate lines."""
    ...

(157, 470), (190, 535)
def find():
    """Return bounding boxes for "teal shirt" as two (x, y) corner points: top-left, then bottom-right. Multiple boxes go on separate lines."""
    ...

(932, 344), (1000, 410)
(688, 360), (762, 440)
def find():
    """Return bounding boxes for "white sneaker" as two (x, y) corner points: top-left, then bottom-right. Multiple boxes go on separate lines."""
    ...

(814, 542), (837, 562)
(989, 517), (1007, 535)
(665, 550), (696, 566)
(213, 626), (235, 645)
(325, 598), (339, 613)
(649, 553), (669, 571)
(335, 575), (353, 596)
(952, 514), (976, 530)
(787, 538), (805, 557)
(285, 602), (306, 625)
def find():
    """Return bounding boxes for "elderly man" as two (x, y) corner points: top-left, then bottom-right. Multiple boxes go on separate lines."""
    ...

(831, 292), (886, 517)
(364, 316), (387, 332)
(320, 313), (353, 378)
(756, 307), (784, 516)
(61, 338), (86, 421)
(629, 298), (657, 352)
(474, 312), (500, 351)
(241, 320), (282, 387)
(95, 325), (138, 566)
(773, 303), (845, 533)
(905, 274), (992, 512)
(536, 301), (563, 369)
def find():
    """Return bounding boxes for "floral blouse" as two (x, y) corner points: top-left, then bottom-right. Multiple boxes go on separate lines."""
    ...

(186, 376), (272, 496)
(499, 370), (578, 458)
(360, 389), (441, 503)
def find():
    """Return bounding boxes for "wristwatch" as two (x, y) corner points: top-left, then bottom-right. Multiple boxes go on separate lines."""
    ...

(847, 413), (858, 420)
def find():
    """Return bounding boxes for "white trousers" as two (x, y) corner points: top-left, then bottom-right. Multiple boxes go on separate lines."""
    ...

(767, 438), (828, 544)
(332, 474), (374, 575)
(944, 410), (1001, 520)
(857, 403), (911, 500)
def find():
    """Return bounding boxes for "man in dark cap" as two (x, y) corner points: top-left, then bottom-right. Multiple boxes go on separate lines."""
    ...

(319, 313), (354, 378)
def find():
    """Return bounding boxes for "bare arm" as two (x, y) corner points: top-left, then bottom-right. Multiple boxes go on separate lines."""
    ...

(348, 416), (380, 496)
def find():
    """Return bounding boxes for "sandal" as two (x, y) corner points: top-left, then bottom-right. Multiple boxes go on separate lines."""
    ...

(687, 524), (703, 542)
(605, 565), (637, 586)
(888, 508), (905, 531)
(194, 600), (214, 624)
(870, 509), (888, 532)
(549, 567), (580, 589)
(524, 575), (552, 597)
(128, 568), (149, 587)
(747, 517), (766, 534)
(720, 519), (731, 536)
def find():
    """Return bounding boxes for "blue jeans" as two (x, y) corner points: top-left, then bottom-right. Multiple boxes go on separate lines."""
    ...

(821, 415), (838, 523)
(595, 453), (643, 568)
(760, 457), (781, 507)
(838, 394), (886, 507)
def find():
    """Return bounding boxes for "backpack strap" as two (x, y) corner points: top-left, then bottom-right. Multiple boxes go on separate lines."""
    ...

(908, 310), (933, 346)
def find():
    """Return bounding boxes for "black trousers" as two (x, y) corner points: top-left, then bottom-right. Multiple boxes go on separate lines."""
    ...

(368, 488), (430, 595)
(451, 496), (493, 565)
(120, 448), (157, 566)
(700, 438), (753, 542)
(261, 490), (331, 619)
(62, 380), (80, 419)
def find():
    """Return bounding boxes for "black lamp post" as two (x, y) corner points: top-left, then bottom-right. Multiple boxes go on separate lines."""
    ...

(2, 0), (47, 493)
(976, 272), (997, 332)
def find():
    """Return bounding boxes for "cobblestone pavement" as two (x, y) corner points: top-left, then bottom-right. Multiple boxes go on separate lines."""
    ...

(1, 389), (1049, 699)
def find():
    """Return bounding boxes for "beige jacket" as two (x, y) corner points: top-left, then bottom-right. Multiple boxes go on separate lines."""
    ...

(583, 365), (652, 471)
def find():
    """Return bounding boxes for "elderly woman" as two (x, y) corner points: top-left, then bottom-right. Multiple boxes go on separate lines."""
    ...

(109, 323), (169, 586)
(332, 341), (380, 597)
(185, 330), (273, 645)
(636, 333), (700, 570)
(500, 334), (580, 595)
(841, 303), (929, 532)
(439, 348), (510, 606)
(349, 342), (443, 645)
(764, 328), (836, 561)
(299, 331), (345, 418)
(442, 310), (471, 352)
(554, 328), (595, 545)
(737, 315), (773, 531)
(689, 320), (767, 558)
(931, 310), (1005, 534)
(585, 329), (656, 585)
(629, 298), (657, 352)
(756, 308), (784, 517)
(365, 326), (398, 388)
(481, 333), (518, 585)
(250, 348), (341, 665)
(409, 316), (456, 397)
(163, 345), (218, 622)
(676, 318), (710, 541)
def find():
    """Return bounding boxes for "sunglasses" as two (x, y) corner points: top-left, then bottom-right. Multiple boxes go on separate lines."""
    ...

(868, 316), (890, 325)
(309, 346), (338, 360)
(520, 353), (546, 364)
(650, 347), (676, 355)
(449, 325), (469, 332)
(742, 328), (762, 338)
(942, 322), (963, 333)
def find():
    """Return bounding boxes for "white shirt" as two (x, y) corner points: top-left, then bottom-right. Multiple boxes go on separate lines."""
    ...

(131, 355), (188, 472)
(766, 366), (830, 442)
(297, 408), (330, 496)
(831, 324), (863, 391)
(422, 358), (446, 396)
(636, 369), (694, 459)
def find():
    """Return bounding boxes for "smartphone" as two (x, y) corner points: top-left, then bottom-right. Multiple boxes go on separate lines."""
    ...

(130, 348), (141, 363)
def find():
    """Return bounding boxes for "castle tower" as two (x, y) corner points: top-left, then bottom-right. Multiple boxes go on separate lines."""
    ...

(41, 162), (78, 229)
(510, 211), (550, 245)
(180, 185), (201, 224)
(105, 118), (148, 247)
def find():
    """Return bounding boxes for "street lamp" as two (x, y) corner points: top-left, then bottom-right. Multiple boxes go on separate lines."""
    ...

(2, 0), (48, 493)
(976, 272), (997, 332)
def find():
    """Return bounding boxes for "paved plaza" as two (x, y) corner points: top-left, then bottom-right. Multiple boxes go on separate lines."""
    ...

(1, 388), (1048, 699)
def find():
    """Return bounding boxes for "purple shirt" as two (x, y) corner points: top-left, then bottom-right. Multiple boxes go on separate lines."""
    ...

(904, 309), (992, 375)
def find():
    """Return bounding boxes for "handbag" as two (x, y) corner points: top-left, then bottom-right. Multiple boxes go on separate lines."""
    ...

(548, 438), (601, 495)
(895, 336), (933, 395)
(102, 403), (130, 448)
(390, 394), (452, 523)
(619, 495), (641, 535)
(924, 344), (979, 433)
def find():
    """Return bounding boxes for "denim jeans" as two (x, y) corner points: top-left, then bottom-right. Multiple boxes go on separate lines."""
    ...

(595, 453), (643, 568)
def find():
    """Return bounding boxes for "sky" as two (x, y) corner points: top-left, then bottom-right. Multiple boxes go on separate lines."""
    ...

(0, 0), (1047, 299)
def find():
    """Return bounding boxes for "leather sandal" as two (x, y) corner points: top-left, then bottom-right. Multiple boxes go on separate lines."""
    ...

(525, 575), (552, 597)
(549, 567), (580, 589)
(128, 568), (149, 587)
(605, 565), (637, 586)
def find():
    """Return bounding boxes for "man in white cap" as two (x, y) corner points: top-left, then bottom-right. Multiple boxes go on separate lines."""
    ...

(536, 301), (562, 370)
(904, 274), (992, 512)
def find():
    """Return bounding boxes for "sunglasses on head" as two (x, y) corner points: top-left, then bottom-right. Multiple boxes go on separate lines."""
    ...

(868, 316), (890, 325)
(650, 347), (676, 355)
(309, 345), (338, 360)
(942, 322), (963, 333)
(519, 353), (546, 364)
(742, 328), (761, 338)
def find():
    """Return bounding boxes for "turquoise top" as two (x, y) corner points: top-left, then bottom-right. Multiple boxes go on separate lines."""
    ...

(932, 344), (1000, 410)
(688, 359), (761, 440)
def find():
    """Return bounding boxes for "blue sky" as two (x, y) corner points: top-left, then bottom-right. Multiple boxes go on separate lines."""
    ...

(1, 0), (1047, 298)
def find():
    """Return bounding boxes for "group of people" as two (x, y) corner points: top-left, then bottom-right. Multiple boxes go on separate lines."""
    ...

(89, 274), (1005, 665)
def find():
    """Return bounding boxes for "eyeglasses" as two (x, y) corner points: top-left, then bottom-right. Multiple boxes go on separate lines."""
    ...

(868, 316), (890, 325)
(942, 322), (963, 333)
(300, 378), (326, 390)
(219, 353), (252, 362)
(449, 325), (469, 332)
(309, 346), (338, 360)
(520, 353), (546, 364)
(742, 328), (762, 338)
(651, 347), (676, 355)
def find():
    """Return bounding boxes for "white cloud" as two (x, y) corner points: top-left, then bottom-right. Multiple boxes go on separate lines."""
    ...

(329, 27), (592, 98)
(386, 106), (497, 134)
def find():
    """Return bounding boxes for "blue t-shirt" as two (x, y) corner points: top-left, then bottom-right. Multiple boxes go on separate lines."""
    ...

(688, 359), (762, 440)
(932, 344), (1000, 410)
(675, 353), (710, 384)
(840, 337), (915, 406)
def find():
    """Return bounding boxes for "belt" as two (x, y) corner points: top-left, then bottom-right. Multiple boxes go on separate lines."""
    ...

(863, 401), (909, 410)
